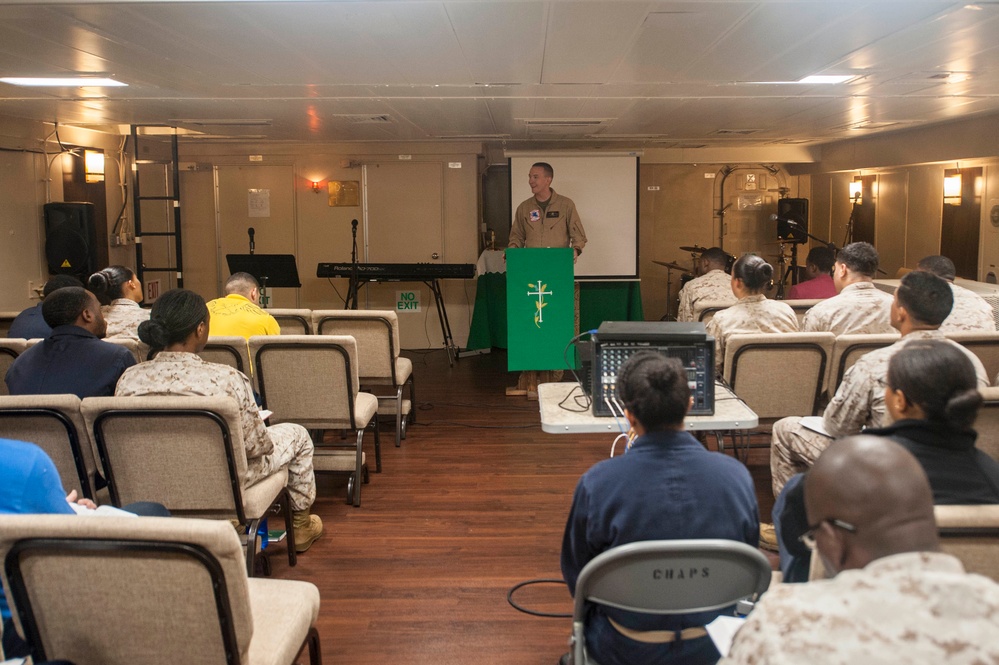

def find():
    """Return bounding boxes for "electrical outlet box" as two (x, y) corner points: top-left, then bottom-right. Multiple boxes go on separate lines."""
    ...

(28, 280), (42, 300)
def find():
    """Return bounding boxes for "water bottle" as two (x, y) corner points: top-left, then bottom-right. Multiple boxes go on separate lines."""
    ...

(257, 518), (269, 550)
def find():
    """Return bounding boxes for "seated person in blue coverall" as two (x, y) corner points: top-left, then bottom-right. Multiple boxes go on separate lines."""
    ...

(560, 351), (759, 665)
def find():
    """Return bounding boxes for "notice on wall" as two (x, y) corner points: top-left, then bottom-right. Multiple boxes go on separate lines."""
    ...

(248, 189), (270, 218)
(396, 290), (421, 313)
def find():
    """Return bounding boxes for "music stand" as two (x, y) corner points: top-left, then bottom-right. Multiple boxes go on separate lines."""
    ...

(225, 254), (301, 309)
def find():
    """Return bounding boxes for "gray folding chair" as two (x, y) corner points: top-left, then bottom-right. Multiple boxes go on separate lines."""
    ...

(0, 514), (321, 665)
(935, 504), (999, 583)
(571, 539), (771, 665)
(826, 333), (898, 399)
(0, 394), (97, 499)
(80, 395), (297, 575)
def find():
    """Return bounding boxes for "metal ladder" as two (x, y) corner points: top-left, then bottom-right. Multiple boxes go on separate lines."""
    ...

(129, 125), (184, 291)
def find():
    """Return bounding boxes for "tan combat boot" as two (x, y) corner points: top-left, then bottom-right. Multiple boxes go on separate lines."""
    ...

(293, 510), (324, 553)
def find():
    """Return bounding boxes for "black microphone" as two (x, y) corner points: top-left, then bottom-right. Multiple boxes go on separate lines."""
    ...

(248, 227), (255, 253)
(769, 213), (799, 226)
(351, 219), (358, 229)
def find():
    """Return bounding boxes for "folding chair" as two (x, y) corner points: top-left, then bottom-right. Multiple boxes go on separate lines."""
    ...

(946, 331), (999, 384)
(0, 338), (31, 396)
(268, 308), (313, 335)
(976, 387), (999, 461)
(80, 395), (297, 575)
(250, 335), (379, 506)
(0, 514), (321, 665)
(0, 394), (97, 499)
(935, 504), (999, 583)
(312, 309), (414, 447)
(826, 333), (898, 399)
(570, 539), (771, 665)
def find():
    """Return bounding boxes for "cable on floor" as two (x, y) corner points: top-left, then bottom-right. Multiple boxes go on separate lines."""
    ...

(507, 578), (572, 618)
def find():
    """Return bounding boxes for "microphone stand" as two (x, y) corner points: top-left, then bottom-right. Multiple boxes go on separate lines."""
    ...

(346, 219), (360, 310)
(843, 194), (860, 247)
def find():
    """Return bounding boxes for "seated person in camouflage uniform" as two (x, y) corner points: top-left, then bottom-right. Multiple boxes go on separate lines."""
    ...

(706, 254), (798, 373)
(770, 271), (988, 496)
(676, 247), (736, 322)
(88, 265), (150, 351)
(917, 254), (995, 333)
(800, 242), (895, 335)
(722, 436), (999, 665)
(115, 288), (324, 553)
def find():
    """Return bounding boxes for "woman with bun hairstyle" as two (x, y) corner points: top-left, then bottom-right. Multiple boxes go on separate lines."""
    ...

(868, 339), (999, 503)
(705, 253), (798, 374)
(115, 288), (325, 553)
(87, 265), (148, 343)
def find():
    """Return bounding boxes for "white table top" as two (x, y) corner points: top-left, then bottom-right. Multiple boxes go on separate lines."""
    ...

(537, 382), (759, 434)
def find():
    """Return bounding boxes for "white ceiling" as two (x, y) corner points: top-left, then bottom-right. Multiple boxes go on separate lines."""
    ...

(1, 0), (998, 149)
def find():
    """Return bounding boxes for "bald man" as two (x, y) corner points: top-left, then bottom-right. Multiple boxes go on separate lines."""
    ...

(723, 436), (999, 664)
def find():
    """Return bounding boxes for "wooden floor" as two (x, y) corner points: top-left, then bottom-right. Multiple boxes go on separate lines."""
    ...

(267, 349), (776, 665)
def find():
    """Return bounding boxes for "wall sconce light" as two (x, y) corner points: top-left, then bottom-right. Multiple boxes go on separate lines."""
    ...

(311, 180), (323, 194)
(849, 178), (862, 202)
(84, 150), (105, 184)
(943, 170), (962, 204)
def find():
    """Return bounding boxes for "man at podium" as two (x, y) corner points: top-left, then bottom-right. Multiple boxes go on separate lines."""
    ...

(506, 162), (587, 398)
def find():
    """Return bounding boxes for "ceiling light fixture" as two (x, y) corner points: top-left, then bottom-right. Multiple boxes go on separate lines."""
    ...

(0, 76), (127, 87)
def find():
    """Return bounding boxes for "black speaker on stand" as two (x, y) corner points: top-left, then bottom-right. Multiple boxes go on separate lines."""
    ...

(776, 198), (809, 242)
(44, 202), (98, 279)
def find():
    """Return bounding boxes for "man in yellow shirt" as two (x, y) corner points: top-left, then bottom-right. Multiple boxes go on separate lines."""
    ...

(207, 272), (280, 339)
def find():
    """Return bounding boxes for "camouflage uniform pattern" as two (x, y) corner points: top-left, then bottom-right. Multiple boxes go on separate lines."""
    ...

(721, 552), (999, 665)
(102, 299), (150, 343)
(677, 269), (737, 322)
(115, 352), (316, 511)
(801, 282), (895, 335)
(705, 294), (799, 372)
(940, 283), (996, 333)
(770, 330), (988, 495)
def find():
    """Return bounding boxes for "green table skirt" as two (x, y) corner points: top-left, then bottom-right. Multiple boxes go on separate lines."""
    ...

(466, 276), (644, 350)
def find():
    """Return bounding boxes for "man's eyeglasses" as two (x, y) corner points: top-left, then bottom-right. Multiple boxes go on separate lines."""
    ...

(798, 518), (857, 549)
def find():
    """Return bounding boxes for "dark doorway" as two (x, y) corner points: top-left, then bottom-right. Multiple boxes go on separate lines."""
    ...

(940, 167), (983, 280)
(852, 174), (877, 246)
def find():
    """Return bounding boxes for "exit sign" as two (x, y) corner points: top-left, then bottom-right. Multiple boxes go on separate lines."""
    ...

(396, 290), (421, 313)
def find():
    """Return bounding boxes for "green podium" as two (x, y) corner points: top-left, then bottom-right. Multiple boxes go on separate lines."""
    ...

(506, 248), (575, 371)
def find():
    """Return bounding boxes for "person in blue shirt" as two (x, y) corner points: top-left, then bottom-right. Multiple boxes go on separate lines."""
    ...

(7, 274), (83, 339)
(561, 351), (759, 665)
(0, 438), (79, 657)
(5, 286), (135, 398)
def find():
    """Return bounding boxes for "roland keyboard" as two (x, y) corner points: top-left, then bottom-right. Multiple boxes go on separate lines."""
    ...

(317, 262), (475, 280)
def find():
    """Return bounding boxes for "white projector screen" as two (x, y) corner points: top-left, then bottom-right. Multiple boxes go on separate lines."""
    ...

(508, 154), (639, 280)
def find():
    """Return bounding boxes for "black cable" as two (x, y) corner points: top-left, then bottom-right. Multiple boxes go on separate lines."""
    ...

(557, 383), (590, 413)
(562, 329), (598, 410)
(507, 579), (572, 618)
(325, 278), (346, 305)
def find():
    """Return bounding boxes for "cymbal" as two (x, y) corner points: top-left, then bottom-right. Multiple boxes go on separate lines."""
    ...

(652, 260), (686, 271)
(679, 245), (708, 253)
